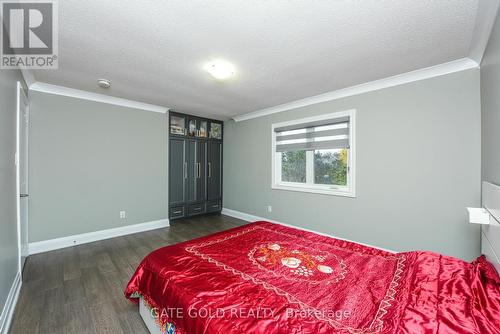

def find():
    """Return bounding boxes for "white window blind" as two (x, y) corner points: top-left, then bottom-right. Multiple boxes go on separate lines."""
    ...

(274, 116), (350, 152)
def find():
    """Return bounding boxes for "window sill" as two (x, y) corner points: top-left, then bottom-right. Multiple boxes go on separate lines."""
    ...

(271, 183), (356, 198)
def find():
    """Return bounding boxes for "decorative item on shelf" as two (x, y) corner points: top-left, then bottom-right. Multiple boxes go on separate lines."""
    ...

(188, 120), (197, 137)
(199, 121), (208, 138)
(210, 123), (222, 139)
(170, 126), (185, 135)
(170, 115), (186, 135)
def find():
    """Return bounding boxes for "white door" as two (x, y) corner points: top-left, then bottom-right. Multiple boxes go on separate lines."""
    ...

(17, 82), (29, 272)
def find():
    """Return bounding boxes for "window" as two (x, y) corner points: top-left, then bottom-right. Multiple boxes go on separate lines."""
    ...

(272, 110), (355, 197)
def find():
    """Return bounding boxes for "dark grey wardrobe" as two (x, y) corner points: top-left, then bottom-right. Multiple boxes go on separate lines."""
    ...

(168, 112), (223, 220)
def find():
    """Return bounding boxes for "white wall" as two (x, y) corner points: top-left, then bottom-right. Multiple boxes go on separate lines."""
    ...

(224, 69), (481, 260)
(481, 9), (500, 186)
(28, 91), (168, 242)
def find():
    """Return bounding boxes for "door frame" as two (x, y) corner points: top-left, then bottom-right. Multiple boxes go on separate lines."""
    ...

(15, 81), (29, 276)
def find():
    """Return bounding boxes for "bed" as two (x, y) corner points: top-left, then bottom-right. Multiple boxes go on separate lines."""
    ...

(125, 222), (499, 333)
(482, 182), (500, 275)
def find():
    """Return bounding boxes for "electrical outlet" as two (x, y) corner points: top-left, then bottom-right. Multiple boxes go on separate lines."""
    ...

(119, 211), (126, 219)
(267, 205), (272, 213)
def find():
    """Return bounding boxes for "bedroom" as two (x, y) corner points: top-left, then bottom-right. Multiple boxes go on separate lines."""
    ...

(0, 1), (499, 333)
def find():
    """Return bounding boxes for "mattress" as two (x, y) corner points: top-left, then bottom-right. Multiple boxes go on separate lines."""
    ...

(139, 296), (176, 334)
(126, 221), (500, 334)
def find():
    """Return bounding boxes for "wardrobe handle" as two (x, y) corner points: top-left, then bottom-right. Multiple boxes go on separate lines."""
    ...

(198, 163), (201, 178)
(183, 162), (187, 179)
(194, 163), (200, 179)
(208, 162), (211, 178)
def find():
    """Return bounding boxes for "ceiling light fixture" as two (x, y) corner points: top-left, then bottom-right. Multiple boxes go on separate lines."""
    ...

(97, 78), (111, 88)
(205, 60), (235, 80)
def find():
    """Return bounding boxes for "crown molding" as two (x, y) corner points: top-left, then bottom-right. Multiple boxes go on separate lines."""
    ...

(468, 0), (500, 64)
(232, 58), (478, 122)
(30, 82), (169, 113)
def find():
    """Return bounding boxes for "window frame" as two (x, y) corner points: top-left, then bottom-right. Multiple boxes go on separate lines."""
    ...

(271, 109), (356, 197)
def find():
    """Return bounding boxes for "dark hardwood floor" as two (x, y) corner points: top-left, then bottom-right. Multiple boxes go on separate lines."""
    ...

(9, 214), (245, 334)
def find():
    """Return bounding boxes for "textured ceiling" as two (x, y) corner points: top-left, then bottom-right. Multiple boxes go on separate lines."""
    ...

(32, 0), (479, 118)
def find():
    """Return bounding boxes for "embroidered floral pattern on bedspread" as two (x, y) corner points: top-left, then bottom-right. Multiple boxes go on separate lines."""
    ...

(248, 242), (347, 283)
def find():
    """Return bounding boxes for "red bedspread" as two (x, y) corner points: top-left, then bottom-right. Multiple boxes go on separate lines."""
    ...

(125, 222), (500, 333)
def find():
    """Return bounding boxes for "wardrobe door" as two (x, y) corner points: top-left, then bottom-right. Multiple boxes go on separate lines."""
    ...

(186, 140), (197, 203)
(169, 138), (186, 206)
(196, 141), (207, 202)
(207, 141), (222, 201)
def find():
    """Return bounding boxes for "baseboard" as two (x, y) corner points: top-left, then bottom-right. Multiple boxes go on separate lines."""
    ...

(221, 208), (395, 253)
(221, 208), (267, 225)
(0, 272), (21, 334)
(29, 218), (169, 255)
